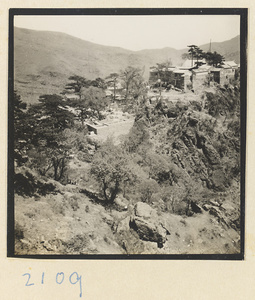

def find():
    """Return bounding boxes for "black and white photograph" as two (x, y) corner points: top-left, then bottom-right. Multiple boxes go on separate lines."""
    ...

(9, 10), (246, 257)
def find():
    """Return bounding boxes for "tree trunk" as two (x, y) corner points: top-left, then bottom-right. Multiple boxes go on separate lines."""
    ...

(102, 181), (110, 202)
(109, 180), (119, 203)
(102, 180), (120, 204)
(58, 158), (66, 181)
(52, 158), (60, 181)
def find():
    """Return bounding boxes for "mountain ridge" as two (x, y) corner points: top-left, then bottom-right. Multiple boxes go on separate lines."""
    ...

(14, 27), (240, 104)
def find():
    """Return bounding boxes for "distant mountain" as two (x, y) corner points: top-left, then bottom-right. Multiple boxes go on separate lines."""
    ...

(14, 27), (240, 104)
(199, 35), (240, 63)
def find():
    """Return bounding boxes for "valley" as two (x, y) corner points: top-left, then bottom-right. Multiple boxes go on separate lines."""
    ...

(13, 27), (242, 256)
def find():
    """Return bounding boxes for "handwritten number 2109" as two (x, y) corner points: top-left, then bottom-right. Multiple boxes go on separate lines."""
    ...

(22, 273), (35, 286)
(22, 272), (82, 298)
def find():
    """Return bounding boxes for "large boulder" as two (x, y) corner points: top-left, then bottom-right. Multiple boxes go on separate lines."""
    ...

(134, 202), (157, 220)
(130, 202), (169, 248)
(129, 216), (168, 248)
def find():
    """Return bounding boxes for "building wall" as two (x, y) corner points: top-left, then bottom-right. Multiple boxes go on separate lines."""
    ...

(192, 72), (209, 90)
(149, 70), (175, 85)
(211, 68), (235, 85)
(174, 74), (184, 89)
(184, 74), (192, 91)
(220, 69), (235, 84)
(211, 71), (220, 84)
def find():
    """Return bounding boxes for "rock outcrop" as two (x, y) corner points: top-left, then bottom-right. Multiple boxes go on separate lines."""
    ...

(129, 202), (170, 248)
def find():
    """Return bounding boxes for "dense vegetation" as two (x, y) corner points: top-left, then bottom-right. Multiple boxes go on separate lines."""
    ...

(13, 63), (241, 254)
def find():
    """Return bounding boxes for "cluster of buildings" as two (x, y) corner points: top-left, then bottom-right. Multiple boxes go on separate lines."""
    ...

(149, 59), (239, 92)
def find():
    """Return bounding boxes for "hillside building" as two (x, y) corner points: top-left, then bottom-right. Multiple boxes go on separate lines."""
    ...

(173, 69), (192, 91)
(191, 65), (212, 90)
(210, 61), (238, 84)
(149, 66), (176, 85)
(149, 59), (238, 92)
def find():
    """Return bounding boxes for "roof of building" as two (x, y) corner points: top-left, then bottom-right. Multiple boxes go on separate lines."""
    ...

(192, 65), (212, 73)
(180, 59), (205, 69)
(173, 69), (186, 74)
(223, 61), (238, 67)
(221, 65), (232, 69)
(149, 66), (176, 72)
(173, 69), (192, 77)
(167, 67), (176, 71)
(210, 68), (222, 72)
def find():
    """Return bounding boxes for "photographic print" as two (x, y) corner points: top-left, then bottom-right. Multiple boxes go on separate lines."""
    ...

(9, 9), (246, 257)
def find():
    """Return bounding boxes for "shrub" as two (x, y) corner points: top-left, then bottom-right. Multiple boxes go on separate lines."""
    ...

(15, 222), (25, 240)
(14, 171), (55, 197)
(90, 139), (137, 203)
(138, 178), (160, 203)
(14, 172), (36, 196)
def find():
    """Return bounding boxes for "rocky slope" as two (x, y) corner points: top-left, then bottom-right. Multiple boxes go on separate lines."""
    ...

(14, 82), (241, 255)
(15, 180), (240, 255)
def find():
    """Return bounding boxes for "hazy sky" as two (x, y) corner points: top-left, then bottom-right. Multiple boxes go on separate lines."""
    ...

(14, 15), (240, 51)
